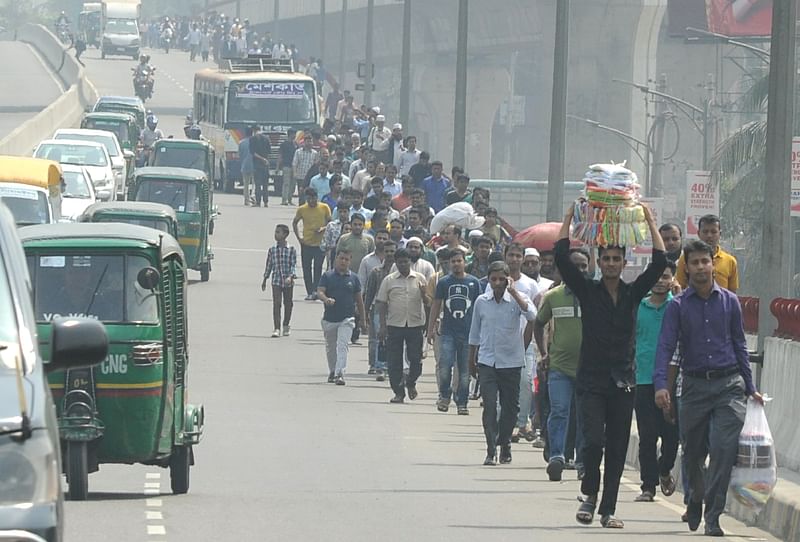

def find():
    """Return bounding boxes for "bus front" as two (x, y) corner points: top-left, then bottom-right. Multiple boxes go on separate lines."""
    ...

(223, 79), (319, 192)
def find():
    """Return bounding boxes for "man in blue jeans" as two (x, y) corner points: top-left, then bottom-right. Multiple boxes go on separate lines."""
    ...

(534, 247), (589, 481)
(427, 248), (481, 415)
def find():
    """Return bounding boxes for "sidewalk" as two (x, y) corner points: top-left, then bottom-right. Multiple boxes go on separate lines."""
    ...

(626, 426), (800, 541)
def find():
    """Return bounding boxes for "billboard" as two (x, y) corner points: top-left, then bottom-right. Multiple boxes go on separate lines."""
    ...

(685, 170), (719, 238)
(668, 0), (780, 37)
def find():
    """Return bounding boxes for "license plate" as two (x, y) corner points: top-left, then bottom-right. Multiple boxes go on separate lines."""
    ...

(116, 47), (127, 52)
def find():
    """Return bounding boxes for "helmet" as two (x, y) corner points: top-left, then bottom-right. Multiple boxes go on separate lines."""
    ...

(139, 54), (146, 62)
(146, 114), (158, 128)
(187, 124), (202, 140)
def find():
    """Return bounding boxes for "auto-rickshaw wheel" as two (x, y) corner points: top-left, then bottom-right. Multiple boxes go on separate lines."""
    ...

(66, 441), (89, 501)
(169, 446), (191, 494)
(199, 263), (210, 282)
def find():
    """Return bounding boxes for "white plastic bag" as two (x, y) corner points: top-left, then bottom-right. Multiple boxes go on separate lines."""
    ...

(429, 202), (485, 235)
(729, 397), (777, 512)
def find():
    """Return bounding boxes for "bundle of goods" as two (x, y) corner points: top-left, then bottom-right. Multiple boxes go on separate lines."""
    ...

(729, 397), (777, 512)
(571, 162), (647, 247)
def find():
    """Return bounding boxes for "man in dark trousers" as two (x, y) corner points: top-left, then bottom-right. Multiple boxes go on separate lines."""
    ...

(654, 239), (763, 537)
(555, 203), (666, 529)
(250, 128), (272, 207)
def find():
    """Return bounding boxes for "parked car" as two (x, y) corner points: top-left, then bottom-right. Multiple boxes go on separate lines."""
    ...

(0, 202), (108, 541)
(32, 140), (115, 202)
(60, 165), (97, 221)
(53, 129), (130, 200)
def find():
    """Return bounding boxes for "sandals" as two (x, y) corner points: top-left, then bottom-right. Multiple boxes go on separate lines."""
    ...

(576, 498), (596, 525)
(600, 515), (624, 529)
(660, 474), (676, 496)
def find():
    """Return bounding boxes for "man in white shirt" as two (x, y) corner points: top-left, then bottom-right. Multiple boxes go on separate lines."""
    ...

(389, 123), (405, 168)
(397, 135), (422, 177)
(523, 248), (555, 293)
(402, 237), (436, 281)
(352, 159), (377, 193)
(469, 261), (537, 466)
(368, 114), (391, 163)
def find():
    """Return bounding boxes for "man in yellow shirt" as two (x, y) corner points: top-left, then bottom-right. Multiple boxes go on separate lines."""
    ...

(293, 187), (332, 300)
(676, 215), (738, 292)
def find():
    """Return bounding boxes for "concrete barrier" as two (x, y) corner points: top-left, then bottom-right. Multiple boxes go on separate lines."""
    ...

(0, 24), (98, 157)
(762, 337), (800, 472)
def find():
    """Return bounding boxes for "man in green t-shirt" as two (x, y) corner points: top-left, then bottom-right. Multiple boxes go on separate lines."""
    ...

(534, 248), (588, 482)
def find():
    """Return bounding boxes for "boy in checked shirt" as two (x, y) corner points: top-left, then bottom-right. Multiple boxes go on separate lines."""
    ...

(261, 224), (298, 338)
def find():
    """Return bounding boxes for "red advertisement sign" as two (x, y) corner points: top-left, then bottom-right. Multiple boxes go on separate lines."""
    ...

(706, 0), (773, 37)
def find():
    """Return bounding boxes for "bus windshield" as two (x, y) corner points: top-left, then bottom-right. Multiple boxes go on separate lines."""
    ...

(29, 254), (158, 323)
(106, 18), (138, 35)
(227, 81), (316, 124)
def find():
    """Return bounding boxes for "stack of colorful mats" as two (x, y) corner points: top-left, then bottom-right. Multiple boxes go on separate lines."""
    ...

(571, 163), (647, 247)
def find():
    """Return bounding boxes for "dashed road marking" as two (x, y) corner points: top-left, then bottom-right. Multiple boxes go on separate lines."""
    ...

(144, 472), (166, 539)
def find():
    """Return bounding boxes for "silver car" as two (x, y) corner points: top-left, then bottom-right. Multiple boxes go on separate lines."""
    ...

(0, 203), (108, 541)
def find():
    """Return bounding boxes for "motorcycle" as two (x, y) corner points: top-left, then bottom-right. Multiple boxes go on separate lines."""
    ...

(132, 67), (155, 103)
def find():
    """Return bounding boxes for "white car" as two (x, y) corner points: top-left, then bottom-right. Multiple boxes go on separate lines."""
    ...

(60, 164), (97, 220)
(53, 128), (130, 199)
(33, 139), (116, 201)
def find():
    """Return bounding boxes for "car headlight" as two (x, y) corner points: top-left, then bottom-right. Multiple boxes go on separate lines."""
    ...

(0, 433), (60, 505)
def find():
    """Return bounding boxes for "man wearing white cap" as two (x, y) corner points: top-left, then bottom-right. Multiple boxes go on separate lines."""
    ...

(368, 114), (391, 163)
(523, 248), (554, 292)
(388, 123), (405, 168)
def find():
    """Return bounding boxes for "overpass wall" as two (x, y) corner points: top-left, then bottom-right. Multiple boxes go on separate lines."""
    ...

(243, 0), (650, 182)
(0, 24), (98, 156)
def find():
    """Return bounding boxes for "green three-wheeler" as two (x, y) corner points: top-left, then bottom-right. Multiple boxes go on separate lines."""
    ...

(20, 223), (204, 500)
(128, 167), (215, 281)
(79, 201), (179, 239)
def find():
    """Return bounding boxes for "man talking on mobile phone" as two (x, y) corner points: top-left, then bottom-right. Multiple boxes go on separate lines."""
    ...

(468, 261), (537, 466)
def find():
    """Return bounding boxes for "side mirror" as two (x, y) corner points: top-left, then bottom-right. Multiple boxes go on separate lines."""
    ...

(123, 149), (135, 159)
(137, 266), (160, 290)
(47, 317), (108, 373)
(84, 106), (92, 113)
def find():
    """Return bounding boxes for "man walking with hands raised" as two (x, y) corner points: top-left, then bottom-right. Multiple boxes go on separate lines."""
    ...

(556, 202), (666, 529)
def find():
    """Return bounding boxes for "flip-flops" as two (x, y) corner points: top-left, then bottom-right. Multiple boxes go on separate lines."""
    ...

(576, 499), (596, 525)
(600, 515), (624, 529)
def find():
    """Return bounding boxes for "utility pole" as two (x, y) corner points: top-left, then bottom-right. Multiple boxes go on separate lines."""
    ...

(453, 0), (468, 169)
(338, 0), (347, 89)
(363, 0), (374, 107)
(320, 0), (326, 60)
(758, 0), (796, 352)
(702, 73), (715, 170)
(399, 0), (411, 131)
(546, 0), (569, 221)
(273, 0), (280, 42)
(649, 73), (667, 196)
(235, 0), (241, 19)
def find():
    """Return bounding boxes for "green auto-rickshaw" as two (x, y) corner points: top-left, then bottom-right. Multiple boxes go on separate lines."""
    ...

(81, 111), (140, 153)
(21, 223), (205, 500)
(80, 201), (179, 238)
(92, 96), (146, 131)
(150, 139), (216, 189)
(129, 167), (215, 281)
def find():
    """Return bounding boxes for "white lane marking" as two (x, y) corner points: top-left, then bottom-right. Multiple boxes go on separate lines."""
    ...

(146, 498), (163, 507)
(144, 487), (160, 495)
(213, 247), (265, 253)
(145, 481), (161, 489)
(147, 525), (166, 535)
(146, 510), (164, 521)
(146, 472), (161, 479)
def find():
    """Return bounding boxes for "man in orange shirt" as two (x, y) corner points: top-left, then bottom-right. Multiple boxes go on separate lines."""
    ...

(676, 215), (738, 292)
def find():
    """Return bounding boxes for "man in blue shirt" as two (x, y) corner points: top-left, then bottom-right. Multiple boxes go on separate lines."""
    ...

(317, 249), (367, 386)
(633, 261), (679, 503)
(654, 240), (763, 536)
(422, 160), (450, 213)
(428, 248), (481, 415)
(468, 261), (537, 466)
(239, 126), (254, 206)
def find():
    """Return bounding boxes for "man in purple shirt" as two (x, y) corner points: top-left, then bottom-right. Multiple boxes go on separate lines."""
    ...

(654, 239), (763, 537)
(422, 160), (450, 213)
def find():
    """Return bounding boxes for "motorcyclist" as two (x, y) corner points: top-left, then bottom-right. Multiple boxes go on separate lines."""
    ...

(56, 11), (70, 26)
(186, 123), (203, 141)
(138, 114), (164, 166)
(133, 55), (155, 97)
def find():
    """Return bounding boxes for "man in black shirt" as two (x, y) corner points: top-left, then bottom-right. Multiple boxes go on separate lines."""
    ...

(409, 151), (431, 188)
(555, 203), (666, 529)
(278, 128), (297, 205)
(250, 129), (272, 207)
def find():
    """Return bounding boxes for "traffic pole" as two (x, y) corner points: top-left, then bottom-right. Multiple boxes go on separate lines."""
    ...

(363, 0), (374, 107)
(338, 0), (347, 89)
(453, 0), (468, 169)
(320, 0), (326, 63)
(758, 1), (796, 354)
(399, 0), (411, 131)
(546, 0), (569, 221)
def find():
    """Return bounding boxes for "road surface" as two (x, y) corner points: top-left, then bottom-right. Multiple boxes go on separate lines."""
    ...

(0, 40), (64, 140)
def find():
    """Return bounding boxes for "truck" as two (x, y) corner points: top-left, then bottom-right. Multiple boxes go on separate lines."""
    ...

(100, 0), (141, 60)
